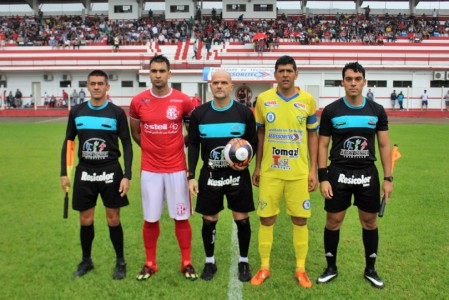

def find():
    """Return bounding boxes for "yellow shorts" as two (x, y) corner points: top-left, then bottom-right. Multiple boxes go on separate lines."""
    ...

(256, 176), (311, 218)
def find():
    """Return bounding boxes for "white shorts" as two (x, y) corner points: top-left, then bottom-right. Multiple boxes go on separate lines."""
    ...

(140, 170), (192, 222)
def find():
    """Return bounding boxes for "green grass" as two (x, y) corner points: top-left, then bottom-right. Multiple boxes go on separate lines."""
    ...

(1, 122), (448, 299)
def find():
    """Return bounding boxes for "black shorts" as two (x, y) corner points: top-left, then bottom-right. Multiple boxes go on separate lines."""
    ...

(195, 167), (255, 216)
(72, 162), (129, 211)
(324, 164), (380, 213)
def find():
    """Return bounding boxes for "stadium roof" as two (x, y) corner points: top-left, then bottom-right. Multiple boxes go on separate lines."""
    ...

(3, 0), (449, 6)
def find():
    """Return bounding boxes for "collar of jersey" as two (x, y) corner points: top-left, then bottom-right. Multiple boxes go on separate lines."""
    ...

(343, 96), (366, 109)
(211, 99), (234, 111)
(88, 100), (109, 110)
(150, 88), (172, 98)
(275, 90), (299, 102)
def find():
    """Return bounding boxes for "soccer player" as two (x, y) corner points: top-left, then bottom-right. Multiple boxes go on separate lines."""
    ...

(60, 70), (133, 280)
(251, 55), (319, 287)
(316, 62), (393, 289)
(129, 55), (198, 281)
(187, 70), (257, 282)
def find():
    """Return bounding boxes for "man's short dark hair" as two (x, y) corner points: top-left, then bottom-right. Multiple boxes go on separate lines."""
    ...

(88, 70), (109, 83)
(150, 54), (170, 70)
(342, 62), (365, 79)
(275, 55), (297, 72)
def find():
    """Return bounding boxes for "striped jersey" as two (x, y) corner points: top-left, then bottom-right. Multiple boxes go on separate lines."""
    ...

(60, 100), (133, 179)
(319, 97), (389, 168)
(188, 100), (257, 173)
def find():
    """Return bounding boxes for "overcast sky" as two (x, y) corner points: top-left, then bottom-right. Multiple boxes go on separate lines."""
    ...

(1, 1), (448, 13)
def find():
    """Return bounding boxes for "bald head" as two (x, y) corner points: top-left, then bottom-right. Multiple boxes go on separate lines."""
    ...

(210, 70), (234, 105)
(211, 70), (232, 83)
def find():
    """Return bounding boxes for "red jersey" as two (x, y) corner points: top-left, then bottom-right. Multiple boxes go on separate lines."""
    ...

(191, 96), (201, 107)
(130, 88), (194, 173)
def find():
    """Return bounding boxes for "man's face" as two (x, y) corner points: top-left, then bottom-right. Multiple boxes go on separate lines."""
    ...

(342, 69), (366, 97)
(209, 71), (233, 101)
(87, 75), (110, 101)
(149, 61), (171, 89)
(275, 64), (298, 91)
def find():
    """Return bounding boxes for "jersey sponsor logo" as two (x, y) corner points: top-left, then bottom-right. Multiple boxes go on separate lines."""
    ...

(208, 146), (228, 169)
(271, 156), (291, 170)
(303, 200), (311, 210)
(267, 132), (301, 143)
(266, 112), (276, 123)
(166, 105), (178, 120)
(293, 102), (306, 110)
(264, 100), (279, 107)
(143, 122), (180, 134)
(82, 138), (108, 160)
(207, 175), (241, 187)
(272, 147), (297, 170)
(337, 173), (371, 186)
(170, 99), (183, 103)
(272, 146), (299, 158)
(340, 136), (369, 158)
(144, 123), (167, 130)
(139, 98), (151, 103)
(81, 171), (114, 183)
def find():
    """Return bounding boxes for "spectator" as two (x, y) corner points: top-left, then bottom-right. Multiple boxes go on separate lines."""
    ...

(79, 88), (86, 103)
(363, 5), (371, 19)
(205, 37), (212, 54)
(192, 40), (198, 59)
(366, 89), (374, 101)
(113, 36), (120, 52)
(73, 38), (81, 50)
(50, 95), (57, 108)
(0, 30), (5, 50)
(390, 90), (397, 111)
(15, 88), (23, 108)
(444, 90), (449, 111)
(397, 91), (405, 111)
(62, 89), (69, 106)
(43, 92), (50, 106)
(7, 91), (14, 108)
(71, 89), (79, 105)
(421, 90), (429, 111)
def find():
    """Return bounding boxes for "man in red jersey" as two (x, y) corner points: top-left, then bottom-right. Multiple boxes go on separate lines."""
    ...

(191, 93), (201, 108)
(129, 55), (198, 282)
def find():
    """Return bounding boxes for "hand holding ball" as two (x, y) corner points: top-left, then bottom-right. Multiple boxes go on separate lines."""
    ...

(223, 138), (253, 169)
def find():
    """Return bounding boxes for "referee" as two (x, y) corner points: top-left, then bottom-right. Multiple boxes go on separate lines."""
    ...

(316, 62), (393, 289)
(60, 70), (133, 280)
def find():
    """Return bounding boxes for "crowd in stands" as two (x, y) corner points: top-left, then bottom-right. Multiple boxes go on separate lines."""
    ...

(0, 9), (448, 50)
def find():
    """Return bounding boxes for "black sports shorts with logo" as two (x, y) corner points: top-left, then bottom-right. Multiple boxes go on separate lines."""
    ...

(325, 164), (380, 213)
(72, 162), (129, 211)
(195, 167), (255, 216)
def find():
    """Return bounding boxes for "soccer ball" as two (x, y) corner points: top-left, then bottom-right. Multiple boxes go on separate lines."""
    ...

(223, 138), (253, 168)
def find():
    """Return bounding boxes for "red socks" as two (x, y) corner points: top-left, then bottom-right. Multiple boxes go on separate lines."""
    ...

(175, 219), (192, 267)
(143, 221), (160, 265)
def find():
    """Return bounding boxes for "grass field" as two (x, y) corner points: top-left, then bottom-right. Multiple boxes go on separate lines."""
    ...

(1, 121), (448, 300)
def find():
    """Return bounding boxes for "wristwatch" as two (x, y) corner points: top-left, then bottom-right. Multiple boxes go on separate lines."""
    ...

(383, 176), (394, 182)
